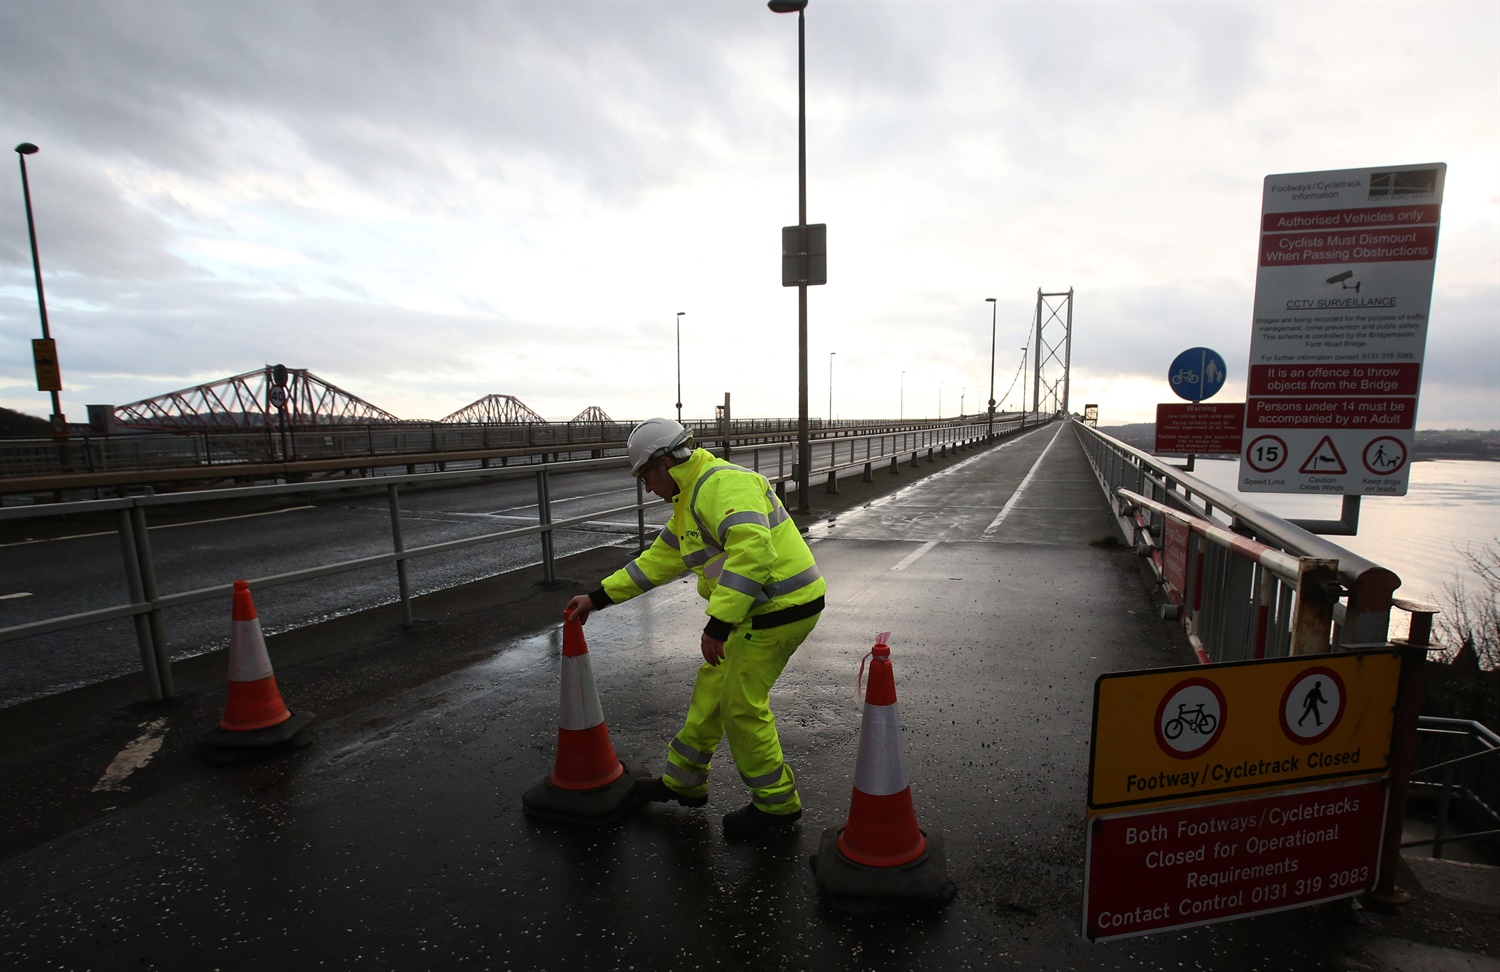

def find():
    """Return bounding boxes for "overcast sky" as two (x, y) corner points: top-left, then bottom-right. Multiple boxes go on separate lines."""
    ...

(1, 0), (1495, 428)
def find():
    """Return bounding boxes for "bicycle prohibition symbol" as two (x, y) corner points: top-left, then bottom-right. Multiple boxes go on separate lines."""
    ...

(1164, 702), (1217, 739)
(1154, 677), (1227, 757)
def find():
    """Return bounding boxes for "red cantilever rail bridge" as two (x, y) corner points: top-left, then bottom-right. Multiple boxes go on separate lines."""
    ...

(111, 366), (608, 432)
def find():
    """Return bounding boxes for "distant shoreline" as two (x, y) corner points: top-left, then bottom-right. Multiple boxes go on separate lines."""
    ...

(1098, 424), (1500, 463)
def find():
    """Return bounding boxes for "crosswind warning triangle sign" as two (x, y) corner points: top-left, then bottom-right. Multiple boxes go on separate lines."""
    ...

(1299, 436), (1347, 475)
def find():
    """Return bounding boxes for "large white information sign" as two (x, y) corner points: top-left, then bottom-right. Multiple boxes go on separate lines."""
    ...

(1239, 163), (1445, 496)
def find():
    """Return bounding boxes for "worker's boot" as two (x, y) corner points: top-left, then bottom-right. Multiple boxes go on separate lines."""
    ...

(722, 803), (802, 839)
(634, 776), (708, 808)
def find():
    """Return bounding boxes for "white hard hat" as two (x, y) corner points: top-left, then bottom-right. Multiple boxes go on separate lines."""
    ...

(628, 417), (693, 476)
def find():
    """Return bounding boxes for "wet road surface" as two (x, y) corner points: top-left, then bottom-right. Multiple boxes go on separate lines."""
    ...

(0, 424), (1450, 970)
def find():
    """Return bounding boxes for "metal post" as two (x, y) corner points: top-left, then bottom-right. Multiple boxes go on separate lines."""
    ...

(1289, 558), (1340, 655)
(1341, 565), (1401, 647)
(636, 479), (648, 553)
(828, 351), (835, 425)
(794, 5), (810, 512)
(130, 505), (173, 698)
(536, 466), (555, 585)
(1033, 289), (1043, 420)
(15, 143), (64, 426)
(117, 508), (163, 701)
(1063, 287), (1074, 415)
(675, 311), (685, 423)
(1370, 645), (1426, 907)
(1021, 346), (1027, 416)
(387, 483), (413, 627)
(721, 392), (732, 461)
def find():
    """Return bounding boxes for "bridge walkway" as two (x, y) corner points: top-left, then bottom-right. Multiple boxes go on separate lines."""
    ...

(0, 423), (1480, 970)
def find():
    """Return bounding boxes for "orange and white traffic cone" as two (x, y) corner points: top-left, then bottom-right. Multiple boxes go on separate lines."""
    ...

(812, 632), (956, 913)
(201, 580), (313, 765)
(522, 615), (647, 826)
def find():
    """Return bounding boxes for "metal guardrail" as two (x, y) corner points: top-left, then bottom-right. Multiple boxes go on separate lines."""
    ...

(0, 422), (630, 479)
(1, 420), (1020, 703)
(1071, 421), (1464, 903)
(1112, 487), (1341, 661)
(0, 413), (1028, 493)
(1404, 717), (1500, 860)
(1072, 422), (1435, 658)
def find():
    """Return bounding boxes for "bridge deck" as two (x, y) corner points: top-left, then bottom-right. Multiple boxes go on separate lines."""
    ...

(0, 424), (1473, 970)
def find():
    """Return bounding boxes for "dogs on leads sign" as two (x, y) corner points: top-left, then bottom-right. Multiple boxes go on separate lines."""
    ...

(1240, 163), (1444, 497)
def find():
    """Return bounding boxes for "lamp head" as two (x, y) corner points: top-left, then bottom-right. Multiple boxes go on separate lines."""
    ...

(768, 0), (808, 12)
(985, 297), (996, 303)
(15, 143), (39, 155)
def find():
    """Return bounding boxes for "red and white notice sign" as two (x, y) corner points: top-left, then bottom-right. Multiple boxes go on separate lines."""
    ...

(1083, 778), (1387, 942)
(1156, 402), (1245, 456)
(1239, 163), (1445, 496)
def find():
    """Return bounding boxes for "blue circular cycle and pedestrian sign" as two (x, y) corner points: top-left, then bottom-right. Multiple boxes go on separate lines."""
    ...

(1168, 347), (1228, 402)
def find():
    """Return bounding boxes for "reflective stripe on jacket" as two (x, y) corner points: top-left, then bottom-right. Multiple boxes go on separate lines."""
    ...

(601, 448), (825, 627)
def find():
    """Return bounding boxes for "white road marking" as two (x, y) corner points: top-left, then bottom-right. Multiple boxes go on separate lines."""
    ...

(0, 592), (33, 600)
(92, 718), (169, 793)
(981, 424), (1064, 540)
(891, 540), (938, 571)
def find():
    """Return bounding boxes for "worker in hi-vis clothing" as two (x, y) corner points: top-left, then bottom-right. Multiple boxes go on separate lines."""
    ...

(565, 417), (825, 838)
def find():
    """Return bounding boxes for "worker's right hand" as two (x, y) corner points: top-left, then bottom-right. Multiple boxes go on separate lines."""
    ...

(564, 594), (594, 624)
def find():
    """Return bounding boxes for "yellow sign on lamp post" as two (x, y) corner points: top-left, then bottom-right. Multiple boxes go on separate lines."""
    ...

(32, 338), (62, 392)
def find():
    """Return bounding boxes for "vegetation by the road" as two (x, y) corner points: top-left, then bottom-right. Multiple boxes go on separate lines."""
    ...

(1427, 540), (1500, 725)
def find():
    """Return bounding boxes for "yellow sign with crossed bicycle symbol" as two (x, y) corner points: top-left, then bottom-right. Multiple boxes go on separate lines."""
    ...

(1087, 650), (1401, 811)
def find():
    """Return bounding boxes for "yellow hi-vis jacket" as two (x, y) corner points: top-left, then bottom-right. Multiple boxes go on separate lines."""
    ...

(596, 448), (825, 639)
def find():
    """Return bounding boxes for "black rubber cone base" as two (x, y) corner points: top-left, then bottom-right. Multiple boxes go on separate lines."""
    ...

(522, 761), (651, 828)
(810, 827), (958, 916)
(201, 709), (316, 766)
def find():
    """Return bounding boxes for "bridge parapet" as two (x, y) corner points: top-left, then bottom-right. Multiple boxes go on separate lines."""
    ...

(1073, 420), (1446, 908)
(1073, 421), (1419, 660)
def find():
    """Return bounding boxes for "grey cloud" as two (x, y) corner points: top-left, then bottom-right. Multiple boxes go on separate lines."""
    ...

(3, 2), (778, 209)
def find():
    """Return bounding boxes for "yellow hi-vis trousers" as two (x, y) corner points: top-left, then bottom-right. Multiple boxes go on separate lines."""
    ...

(661, 614), (818, 815)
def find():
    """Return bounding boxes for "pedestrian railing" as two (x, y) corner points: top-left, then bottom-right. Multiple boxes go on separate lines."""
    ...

(1404, 717), (1500, 860)
(1111, 487), (1342, 661)
(0, 412), (1036, 492)
(1072, 422), (1435, 659)
(736, 417), (1037, 500)
(1, 421), (1014, 703)
(1072, 420), (1465, 904)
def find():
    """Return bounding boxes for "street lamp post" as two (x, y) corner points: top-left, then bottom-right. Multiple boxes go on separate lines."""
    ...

(769, 0), (812, 511)
(827, 351), (835, 424)
(675, 311), (685, 424)
(15, 142), (63, 429)
(939, 381), (943, 421)
(1021, 346), (1028, 413)
(985, 297), (996, 439)
(900, 370), (905, 421)
(1020, 345), (1028, 427)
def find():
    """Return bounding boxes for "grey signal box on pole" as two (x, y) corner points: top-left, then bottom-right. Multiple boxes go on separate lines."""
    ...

(781, 223), (827, 287)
